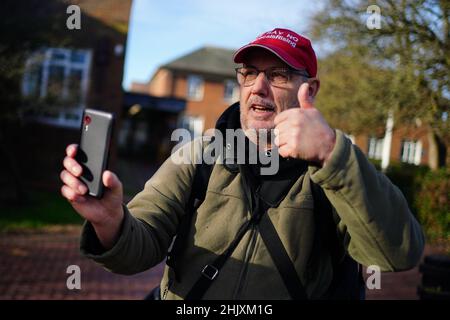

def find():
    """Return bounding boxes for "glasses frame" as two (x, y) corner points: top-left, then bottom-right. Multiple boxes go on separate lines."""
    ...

(235, 66), (310, 87)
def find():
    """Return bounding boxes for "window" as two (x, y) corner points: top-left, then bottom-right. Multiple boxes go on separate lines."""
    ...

(187, 75), (204, 101)
(22, 48), (92, 128)
(368, 136), (384, 160)
(400, 140), (422, 165)
(223, 80), (240, 102)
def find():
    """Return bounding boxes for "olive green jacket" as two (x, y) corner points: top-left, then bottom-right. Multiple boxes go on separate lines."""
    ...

(80, 130), (424, 300)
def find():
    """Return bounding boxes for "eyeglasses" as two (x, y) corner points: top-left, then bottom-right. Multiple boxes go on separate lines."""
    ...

(235, 66), (309, 87)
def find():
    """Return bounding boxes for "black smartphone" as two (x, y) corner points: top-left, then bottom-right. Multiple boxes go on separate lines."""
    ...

(76, 108), (114, 198)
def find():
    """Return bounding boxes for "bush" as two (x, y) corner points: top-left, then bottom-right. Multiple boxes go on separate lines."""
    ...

(381, 162), (449, 245)
(384, 162), (429, 214)
(414, 168), (450, 243)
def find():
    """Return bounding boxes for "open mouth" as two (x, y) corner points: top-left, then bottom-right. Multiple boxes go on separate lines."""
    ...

(251, 104), (275, 113)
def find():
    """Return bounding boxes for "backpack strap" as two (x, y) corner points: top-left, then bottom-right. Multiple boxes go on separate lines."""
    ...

(185, 199), (263, 300)
(258, 200), (308, 299)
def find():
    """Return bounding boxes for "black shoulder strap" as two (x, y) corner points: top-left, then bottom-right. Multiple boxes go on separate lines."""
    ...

(166, 160), (213, 281)
(259, 179), (364, 300)
(258, 202), (308, 299)
(258, 179), (346, 300)
(185, 202), (259, 300)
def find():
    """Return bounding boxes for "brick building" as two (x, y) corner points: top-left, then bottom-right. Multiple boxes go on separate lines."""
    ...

(1, 0), (132, 196)
(354, 124), (431, 167)
(131, 46), (240, 135)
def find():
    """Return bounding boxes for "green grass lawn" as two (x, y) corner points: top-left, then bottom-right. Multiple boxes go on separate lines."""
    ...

(0, 190), (84, 231)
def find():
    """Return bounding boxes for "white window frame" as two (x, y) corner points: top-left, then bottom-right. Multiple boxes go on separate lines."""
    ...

(368, 136), (384, 160)
(186, 75), (204, 101)
(223, 79), (240, 103)
(22, 47), (92, 128)
(400, 140), (422, 165)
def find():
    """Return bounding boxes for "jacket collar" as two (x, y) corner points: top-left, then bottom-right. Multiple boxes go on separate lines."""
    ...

(214, 103), (307, 207)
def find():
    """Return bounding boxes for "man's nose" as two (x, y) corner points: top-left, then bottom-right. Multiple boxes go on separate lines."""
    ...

(251, 72), (269, 96)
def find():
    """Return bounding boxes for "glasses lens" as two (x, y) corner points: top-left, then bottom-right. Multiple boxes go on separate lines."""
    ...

(236, 67), (300, 86)
(269, 69), (289, 85)
(241, 67), (257, 86)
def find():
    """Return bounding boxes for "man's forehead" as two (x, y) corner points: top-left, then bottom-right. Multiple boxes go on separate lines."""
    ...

(241, 48), (288, 68)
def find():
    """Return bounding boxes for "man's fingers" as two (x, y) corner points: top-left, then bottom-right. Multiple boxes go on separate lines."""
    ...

(61, 185), (86, 203)
(60, 170), (87, 195)
(274, 108), (299, 126)
(277, 145), (291, 158)
(274, 120), (292, 135)
(102, 171), (122, 193)
(63, 156), (83, 177)
(275, 130), (291, 147)
(273, 133), (287, 148)
(298, 83), (314, 109)
(66, 144), (78, 158)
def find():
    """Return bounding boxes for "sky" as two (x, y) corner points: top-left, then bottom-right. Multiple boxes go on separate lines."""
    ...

(122, 0), (325, 90)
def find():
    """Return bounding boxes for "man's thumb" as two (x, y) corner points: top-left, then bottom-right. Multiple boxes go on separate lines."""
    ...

(298, 83), (314, 109)
(102, 171), (122, 193)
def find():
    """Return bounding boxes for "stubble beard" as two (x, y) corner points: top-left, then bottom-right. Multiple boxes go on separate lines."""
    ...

(240, 114), (273, 150)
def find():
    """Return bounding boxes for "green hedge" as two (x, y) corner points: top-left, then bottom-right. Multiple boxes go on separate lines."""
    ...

(384, 162), (430, 214)
(414, 168), (450, 242)
(381, 162), (449, 244)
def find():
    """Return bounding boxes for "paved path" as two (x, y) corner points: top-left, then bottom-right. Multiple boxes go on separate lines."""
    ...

(0, 227), (163, 300)
(0, 226), (446, 300)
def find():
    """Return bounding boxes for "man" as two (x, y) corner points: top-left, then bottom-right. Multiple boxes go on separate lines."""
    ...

(60, 28), (424, 299)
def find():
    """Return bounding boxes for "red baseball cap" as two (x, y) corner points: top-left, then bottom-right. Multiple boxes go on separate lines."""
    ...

(233, 28), (317, 77)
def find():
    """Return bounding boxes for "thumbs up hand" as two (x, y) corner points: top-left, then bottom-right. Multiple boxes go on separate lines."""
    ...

(297, 81), (315, 110)
(273, 82), (336, 167)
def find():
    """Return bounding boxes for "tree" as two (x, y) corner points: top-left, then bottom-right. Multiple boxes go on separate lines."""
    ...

(310, 0), (449, 169)
(315, 47), (395, 135)
(0, 0), (68, 201)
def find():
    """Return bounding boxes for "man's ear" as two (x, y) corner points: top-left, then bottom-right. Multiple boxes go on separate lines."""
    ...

(307, 78), (320, 98)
